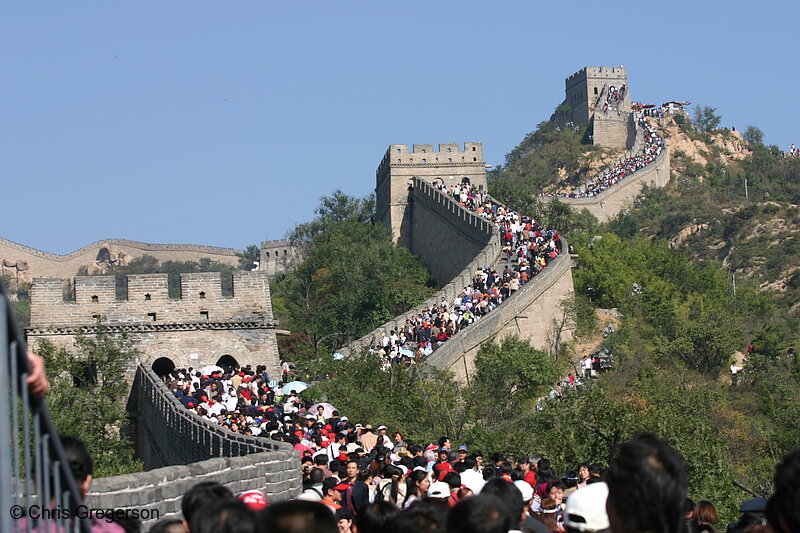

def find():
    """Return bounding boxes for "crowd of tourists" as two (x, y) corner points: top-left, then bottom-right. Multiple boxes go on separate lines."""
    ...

(599, 84), (626, 115)
(547, 117), (665, 199)
(55, 418), (800, 533)
(366, 181), (562, 366)
(17, 349), (800, 533)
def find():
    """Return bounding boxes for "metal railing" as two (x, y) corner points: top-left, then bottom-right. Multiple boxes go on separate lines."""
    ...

(0, 280), (92, 532)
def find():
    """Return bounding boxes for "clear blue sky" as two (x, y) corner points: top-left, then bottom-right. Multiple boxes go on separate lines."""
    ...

(2, 1), (796, 254)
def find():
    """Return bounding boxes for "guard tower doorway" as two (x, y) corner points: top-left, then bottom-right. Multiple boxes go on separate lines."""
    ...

(151, 357), (176, 377)
(216, 355), (239, 372)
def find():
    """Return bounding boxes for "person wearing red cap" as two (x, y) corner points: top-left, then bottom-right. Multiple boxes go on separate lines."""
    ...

(320, 478), (351, 513)
(238, 489), (268, 511)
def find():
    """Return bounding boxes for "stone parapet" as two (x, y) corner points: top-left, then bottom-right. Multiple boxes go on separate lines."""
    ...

(83, 363), (301, 530)
(341, 179), (501, 356)
(88, 451), (299, 530)
(347, 177), (576, 382)
(425, 240), (574, 382)
(29, 272), (274, 328)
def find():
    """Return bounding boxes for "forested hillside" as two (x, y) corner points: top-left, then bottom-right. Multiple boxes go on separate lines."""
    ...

(478, 108), (800, 519)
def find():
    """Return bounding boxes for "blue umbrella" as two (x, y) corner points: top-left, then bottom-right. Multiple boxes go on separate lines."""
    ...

(281, 380), (308, 395)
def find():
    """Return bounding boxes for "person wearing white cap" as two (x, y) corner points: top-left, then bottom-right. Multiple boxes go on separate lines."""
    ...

(514, 480), (548, 533)
(563, 482), (611, 533)
(426, 481), (451, 502)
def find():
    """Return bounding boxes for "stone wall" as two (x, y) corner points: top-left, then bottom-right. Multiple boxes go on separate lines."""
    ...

(26, 272), (280, 374)
(89, 452), (298, 530)
(426, 243), (574, 382)
(87, 364), (300, 530)
(0, 237), (243, 281)
(409, 179), (498, 286)
(376, 142), (487, 247)
(593, 112), (634, 150)
(564, 66), (630, 127)
(341, 178), (501, 355)
(345, 178), (576, 383)
(555, 147), (671, 222)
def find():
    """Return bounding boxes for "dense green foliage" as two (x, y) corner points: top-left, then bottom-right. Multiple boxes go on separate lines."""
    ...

(273, 192), (435, 354)
(301, 335), (559, 449)
(574, 233), (771, 375)
(489, 121), (600, 207)
(35, 328), (142, 477)
(606, 135), (800, 323)
(300, 352), (467, 444)
(477, 115), (798, 519)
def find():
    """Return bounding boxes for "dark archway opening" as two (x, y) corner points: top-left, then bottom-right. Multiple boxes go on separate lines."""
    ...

(216, 355), (239, 373)
(461, 177), (471, 185)
(151, 357), (176, 378)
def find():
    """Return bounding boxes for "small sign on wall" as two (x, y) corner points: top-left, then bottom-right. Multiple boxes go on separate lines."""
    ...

(188, 353), (199, 360)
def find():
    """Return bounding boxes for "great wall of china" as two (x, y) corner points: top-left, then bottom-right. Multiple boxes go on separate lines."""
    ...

(7, 66), (672, 524)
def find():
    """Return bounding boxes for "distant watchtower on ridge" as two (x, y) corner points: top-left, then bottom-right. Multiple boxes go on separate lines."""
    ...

(554, 66), (633, 150)
(375, 142), (487, 247)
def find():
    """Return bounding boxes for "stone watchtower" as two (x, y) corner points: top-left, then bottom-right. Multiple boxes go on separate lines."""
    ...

(376, 143), (488, 247)
(26, 271), (280, 377)
(556, 66), (633, 150)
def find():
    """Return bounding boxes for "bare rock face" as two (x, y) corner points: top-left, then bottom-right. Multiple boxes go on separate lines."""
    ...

(87, 244), (131, 275)
(0, 258), (34, 292)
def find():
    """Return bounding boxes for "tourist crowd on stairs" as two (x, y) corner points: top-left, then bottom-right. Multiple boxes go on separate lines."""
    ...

(368, 181), (562, 366)
(545, 117), (665, 199)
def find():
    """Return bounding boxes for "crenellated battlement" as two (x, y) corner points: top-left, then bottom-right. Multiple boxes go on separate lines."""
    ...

(260, 238), (292, 248)
(29, 271), (275, 328)
(565, 66), (627, 88)
(377, 142), (484, 176)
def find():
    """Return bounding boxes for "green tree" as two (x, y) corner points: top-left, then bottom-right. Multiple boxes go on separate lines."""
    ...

(468, 336), (559, 425)
(274, 193), (434, 354)
(237, 244), (261, 271)
(291, 190), (376, 249)
(302, 351), (467, 444)
(693, 106), (722, 133)
(743, 125), (764, 146)
(608, 211), (640, 238)
(36, 327), (142, 477)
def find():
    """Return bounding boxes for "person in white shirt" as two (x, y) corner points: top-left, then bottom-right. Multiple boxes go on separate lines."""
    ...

(460, 456), (485, 494)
